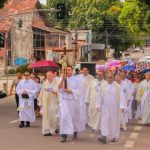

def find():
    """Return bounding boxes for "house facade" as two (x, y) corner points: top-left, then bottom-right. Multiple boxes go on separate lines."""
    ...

(0, 0), (72, 75)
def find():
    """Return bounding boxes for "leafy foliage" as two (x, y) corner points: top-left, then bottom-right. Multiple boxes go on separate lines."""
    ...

(16, 64), (29, 73)
(45, 0), (149, 52)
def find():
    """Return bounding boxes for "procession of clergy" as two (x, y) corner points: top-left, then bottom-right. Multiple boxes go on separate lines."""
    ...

(14, 66), (150, 144)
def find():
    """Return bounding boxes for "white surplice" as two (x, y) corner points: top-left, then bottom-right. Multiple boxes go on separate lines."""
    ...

(136, 80), (150, 124)
(85, 79), (106, 130)
(96, 82), (126, 139)
(119, 81), (128, 130)
(16, 79), (37, 122)
(59, 76), (85, 135)
(77, 74), (94, 123)
(122, 79), (134, 122)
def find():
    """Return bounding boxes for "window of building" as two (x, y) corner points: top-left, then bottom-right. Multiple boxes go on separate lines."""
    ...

(33, 28), (48, 48)
(34, 50), (45, 61)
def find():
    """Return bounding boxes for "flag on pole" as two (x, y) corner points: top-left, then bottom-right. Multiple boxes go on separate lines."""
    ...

(0, 48), (6, 57)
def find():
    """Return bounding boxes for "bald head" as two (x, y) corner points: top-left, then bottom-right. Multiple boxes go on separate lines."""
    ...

(46, 71), (54, 81)
(115, 74), (121, 84)
(145, 72), (150, 81)
(97, 71), (105, 81)
(120, 72), (126, 80)
(107, 73), (114, 84)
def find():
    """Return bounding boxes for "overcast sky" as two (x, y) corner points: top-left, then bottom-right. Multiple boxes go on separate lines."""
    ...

(39, 0), (47, 5)
(39, 0), (125, 5)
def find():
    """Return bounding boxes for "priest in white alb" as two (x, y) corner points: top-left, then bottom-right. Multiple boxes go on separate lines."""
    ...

(96, 73), (126, 144)
(85, 70), (106, 131)
(120, 72), (134, 123)
(39, 71), (59, 136)
(58, 66), (85, 142)
(136, 71), (150, 126)
(16, 72), (37, 128)
(77, 67), (94, 124)
(115, 74), (128, 130)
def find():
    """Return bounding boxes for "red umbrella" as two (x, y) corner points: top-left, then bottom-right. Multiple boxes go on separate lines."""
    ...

(28, 60), (59, 70)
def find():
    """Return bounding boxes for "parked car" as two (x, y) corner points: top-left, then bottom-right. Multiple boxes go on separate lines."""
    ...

(0, 90), (7, 98)
(133, 47), (141, 52)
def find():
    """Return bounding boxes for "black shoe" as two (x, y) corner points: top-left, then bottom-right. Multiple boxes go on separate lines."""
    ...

(61, 137), (67, 143)
(25, 121), (30, 127)
(72, 132), (78, 140)
(44, 133), (52, 136)
(111, 138), (116, 143)
(55, 129), (59, 134)
(98, 136), (107, 144)
(19, 121), (24, 128)
(61, 135), (67, 143)
(19, 124), (24, 128)
(146, 124), (150, 127)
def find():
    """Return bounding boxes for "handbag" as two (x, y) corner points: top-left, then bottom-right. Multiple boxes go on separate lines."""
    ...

(22, 93), (29, 99)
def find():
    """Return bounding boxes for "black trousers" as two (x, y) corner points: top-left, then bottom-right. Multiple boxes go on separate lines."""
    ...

(61, 134), (67, 138)
(34, 99), (38, 110)
(15, 93), (19, 108)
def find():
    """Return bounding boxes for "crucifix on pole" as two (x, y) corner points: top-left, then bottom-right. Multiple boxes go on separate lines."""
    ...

(61, 43), (71, 89)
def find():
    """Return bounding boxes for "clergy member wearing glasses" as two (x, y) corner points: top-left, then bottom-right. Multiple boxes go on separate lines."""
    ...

(16, 71), (38, 128)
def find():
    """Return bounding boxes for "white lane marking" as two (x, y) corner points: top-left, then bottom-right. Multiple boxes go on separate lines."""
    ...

(124, 141), (135, 148)
(9, 119), (19, 124)
(129, 133), (138, 139)
(134, 126), (142, 131)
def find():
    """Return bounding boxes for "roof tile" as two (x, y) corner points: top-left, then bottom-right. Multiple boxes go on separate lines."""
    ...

(0, 0), (37, 32)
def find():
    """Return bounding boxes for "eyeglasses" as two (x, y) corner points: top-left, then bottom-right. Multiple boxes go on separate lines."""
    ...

(24, 74), (29, 76)
(108, 77), (113, 79)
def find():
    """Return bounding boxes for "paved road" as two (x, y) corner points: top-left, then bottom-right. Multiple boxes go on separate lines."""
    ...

(0, 97), (150, 150)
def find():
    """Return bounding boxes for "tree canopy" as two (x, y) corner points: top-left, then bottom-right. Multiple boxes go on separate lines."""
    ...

(45, 0), (150, 52)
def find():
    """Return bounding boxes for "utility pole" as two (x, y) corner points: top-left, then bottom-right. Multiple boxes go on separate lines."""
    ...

(74, 28), (78, 65)
(105, 27), (109, 59)
(4, 32), (8, 94)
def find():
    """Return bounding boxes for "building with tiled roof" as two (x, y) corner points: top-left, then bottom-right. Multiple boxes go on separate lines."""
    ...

(0, 0), (72, 75)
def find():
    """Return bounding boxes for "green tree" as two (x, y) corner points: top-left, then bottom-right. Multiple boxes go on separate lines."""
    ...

(119, 0), (150, 34)
(69, 0), (133, 51)
(46, 0), (134, 52)
(46, 0), (77, 29)
(0, 0), (7, 8)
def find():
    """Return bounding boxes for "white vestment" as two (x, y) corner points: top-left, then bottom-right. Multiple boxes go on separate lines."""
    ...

(119, 81), (128, 130)
(77, 74), (94, 123)
(16, 79), (37, 122)
(39, 79), (59, 134)
(136, 80), (150, 124)
(96, 82), (126, 139)
(59, 76), (85, 135)
(122, 79), (134, 122)
(85, 79), (106, 130)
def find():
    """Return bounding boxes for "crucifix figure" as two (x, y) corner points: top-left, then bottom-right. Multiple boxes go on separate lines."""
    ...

(61, 55), (68, 88)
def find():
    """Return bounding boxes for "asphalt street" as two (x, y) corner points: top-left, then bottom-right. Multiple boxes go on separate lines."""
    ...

(0, 96), (150, 150)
